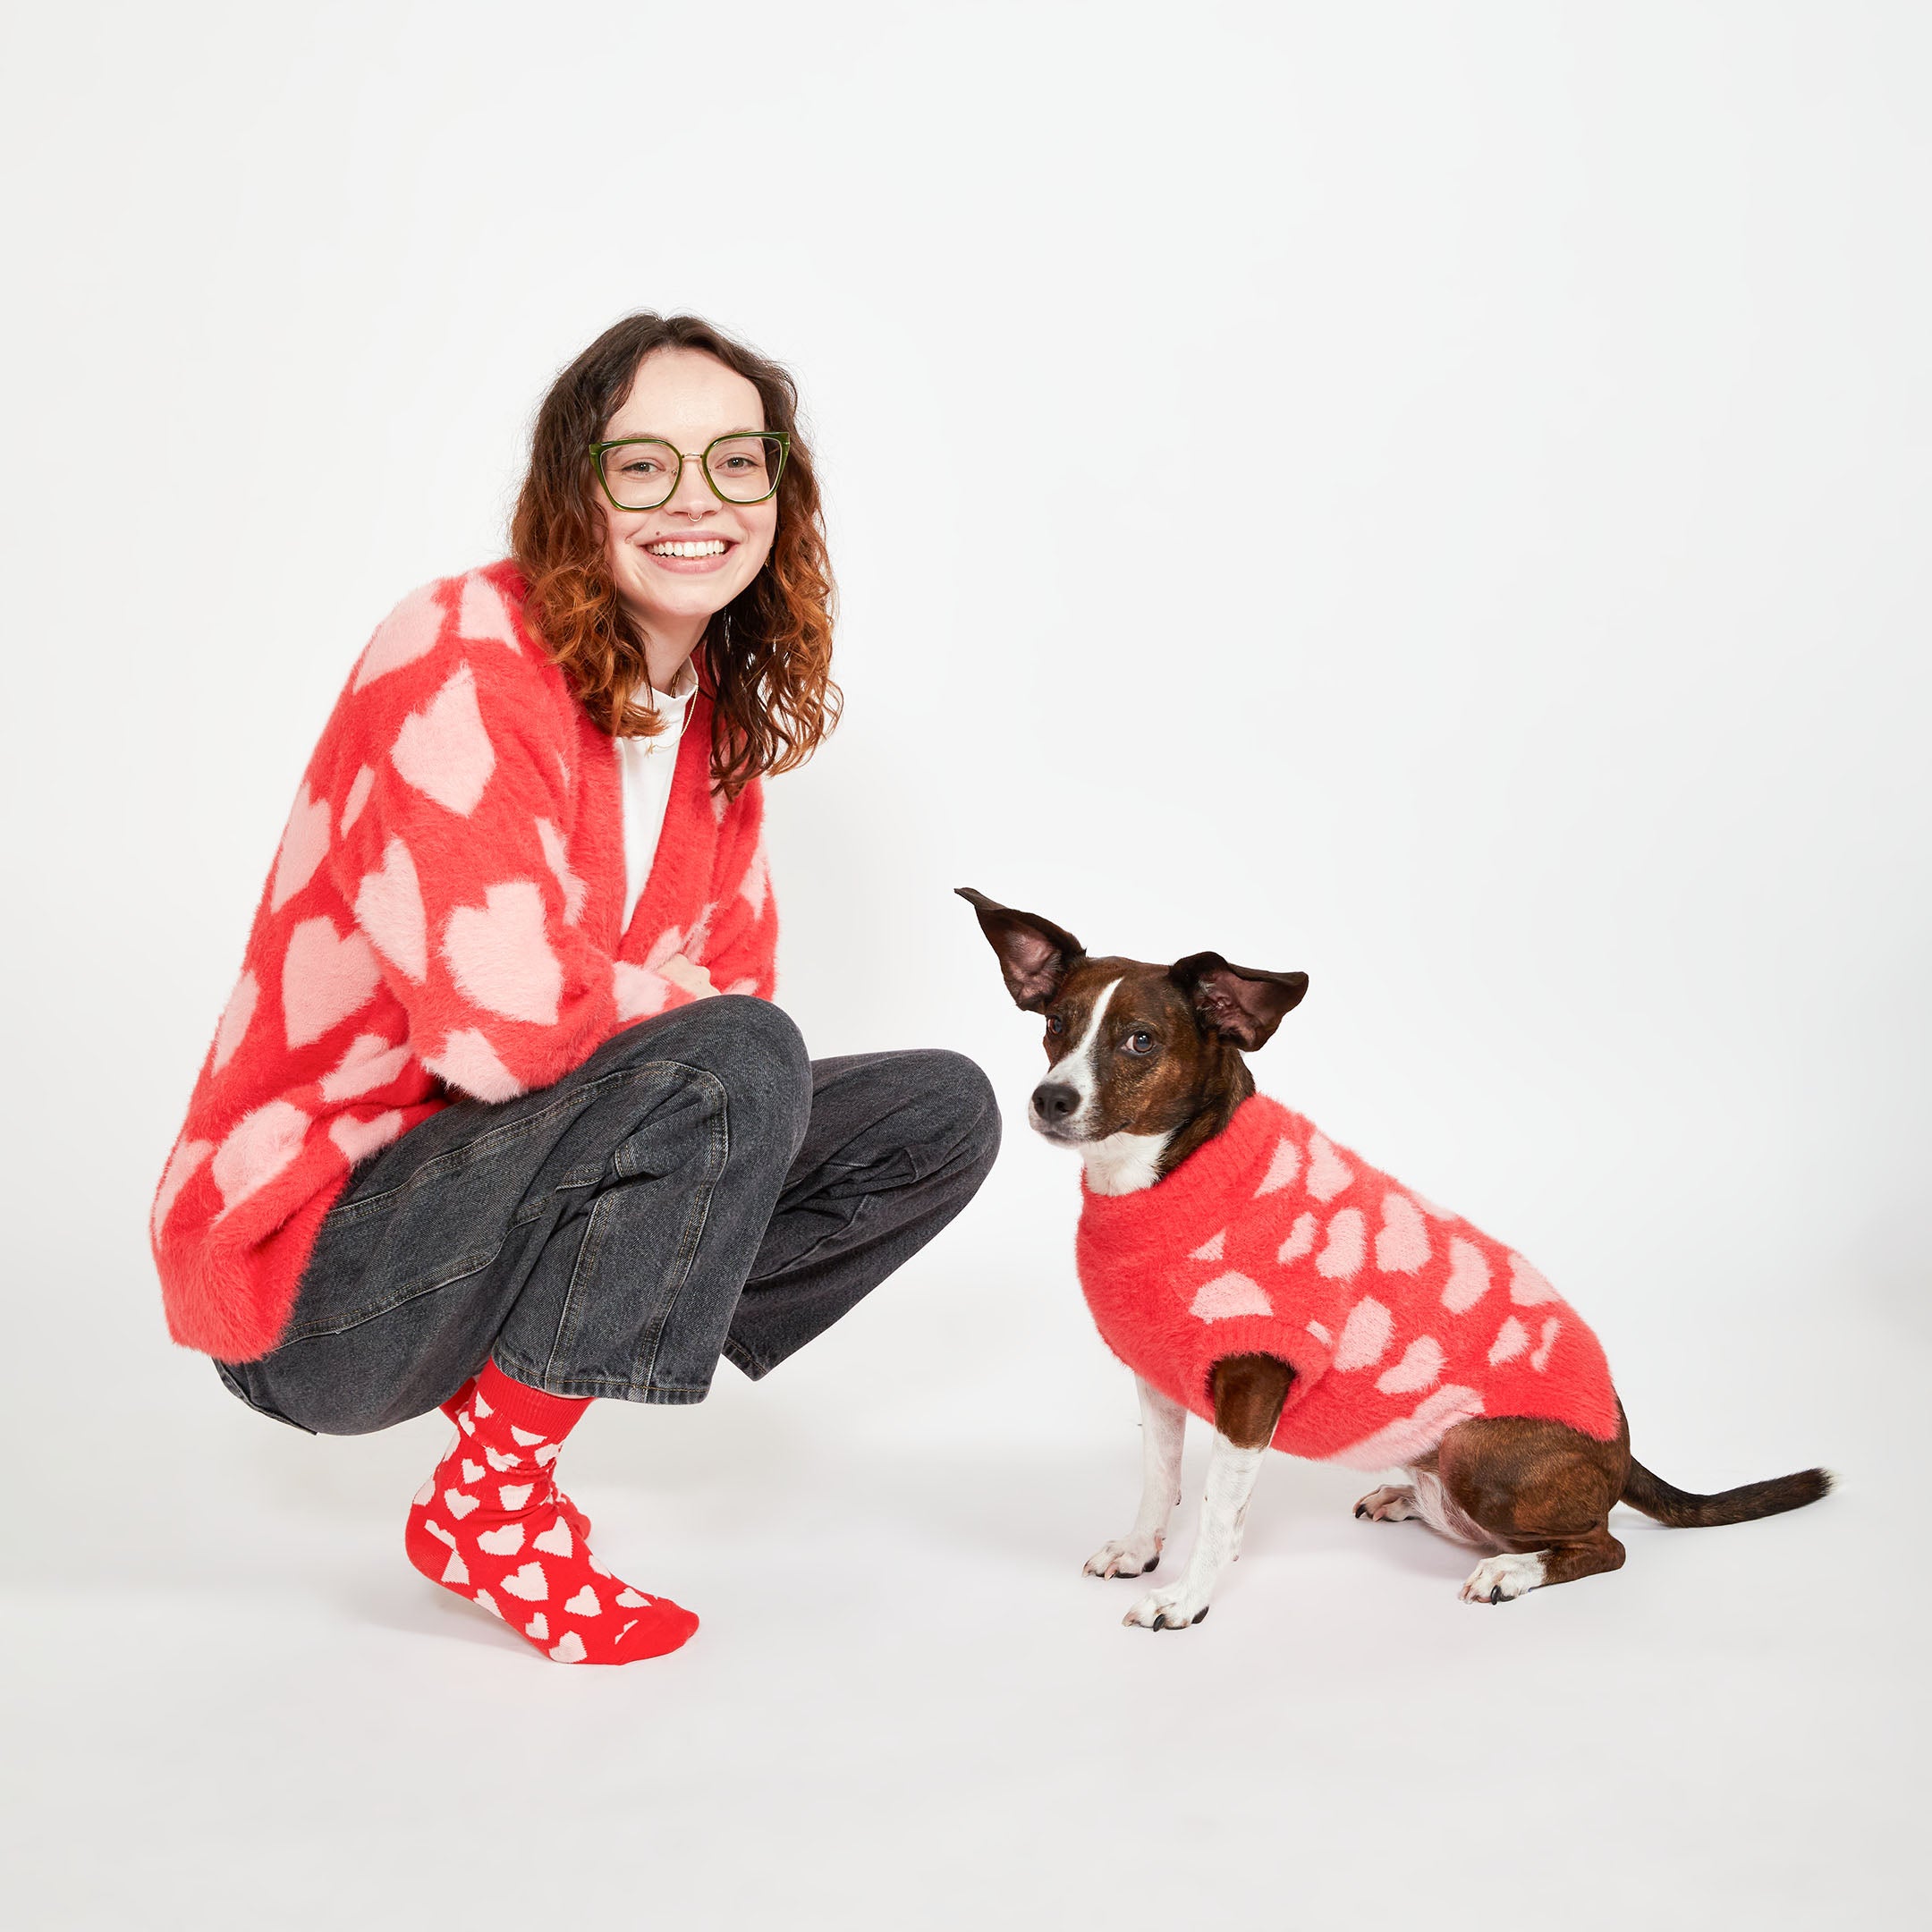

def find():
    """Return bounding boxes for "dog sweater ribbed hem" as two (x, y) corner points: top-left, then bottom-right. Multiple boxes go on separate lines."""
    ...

(1074, 1095), (1617, 1469)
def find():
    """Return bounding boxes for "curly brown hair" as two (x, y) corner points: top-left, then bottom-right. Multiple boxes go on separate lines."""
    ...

(511, 312), (839, 798)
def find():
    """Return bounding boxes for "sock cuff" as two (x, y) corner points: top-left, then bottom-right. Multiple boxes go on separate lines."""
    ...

(475, 1360), (591, 1440)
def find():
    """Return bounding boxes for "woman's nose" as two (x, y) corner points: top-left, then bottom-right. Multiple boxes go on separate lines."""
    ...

(666, 458), (715, 518)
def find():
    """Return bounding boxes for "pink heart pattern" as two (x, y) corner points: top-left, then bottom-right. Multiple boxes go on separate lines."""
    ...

(318, 1031), (411, 1104)
(210, 970), (258, 1075)
(269, 782), (333, 913)
(352, 580), (447, 691)
(328, 1109), (403, 1165)
(443, 882), (562, 1024)
(211, 1100), (310, 1212)
(354, 836), (427, 981)
(281, 916), (381, 1048)
(391, 663), (496, 817)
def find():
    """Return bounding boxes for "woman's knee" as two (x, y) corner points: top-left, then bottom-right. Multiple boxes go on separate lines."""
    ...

(691, 995), (813, 1138)
(901, 1048), (1003, 1177)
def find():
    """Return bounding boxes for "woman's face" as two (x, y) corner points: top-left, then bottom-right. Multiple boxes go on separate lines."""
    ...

(597, 347), (780, 644)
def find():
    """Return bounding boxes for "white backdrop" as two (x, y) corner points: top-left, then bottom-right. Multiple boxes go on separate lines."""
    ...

(4, 4), (1927, 1928)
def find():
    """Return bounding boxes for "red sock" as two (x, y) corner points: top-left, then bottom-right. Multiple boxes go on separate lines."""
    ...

(438, 1376), (589, 1542)
(407, 1362), (698, 1665)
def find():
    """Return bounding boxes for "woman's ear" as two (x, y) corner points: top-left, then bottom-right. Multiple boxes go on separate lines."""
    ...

(956, 888), (1084, 1012)
(1169, 952), (1309, 1050)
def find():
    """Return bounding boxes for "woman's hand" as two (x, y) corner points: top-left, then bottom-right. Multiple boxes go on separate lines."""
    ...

(659, 952), (719, 1000)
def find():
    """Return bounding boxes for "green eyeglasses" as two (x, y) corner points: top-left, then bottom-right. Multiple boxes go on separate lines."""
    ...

(589, 430), (791, 512)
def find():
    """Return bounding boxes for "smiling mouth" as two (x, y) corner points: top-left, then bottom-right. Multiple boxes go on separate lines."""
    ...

(645, 538), (730, 558)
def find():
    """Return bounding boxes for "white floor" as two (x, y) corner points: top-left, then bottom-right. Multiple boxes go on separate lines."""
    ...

(5, 1161), (1922, 1932)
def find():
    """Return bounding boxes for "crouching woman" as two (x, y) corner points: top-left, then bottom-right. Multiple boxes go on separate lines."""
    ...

(149, 312), (999, 1665)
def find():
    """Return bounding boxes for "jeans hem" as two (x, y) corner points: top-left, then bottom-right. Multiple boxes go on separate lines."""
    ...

(492, 1350), (716, 1405)
(721, 1335), (770, 1381)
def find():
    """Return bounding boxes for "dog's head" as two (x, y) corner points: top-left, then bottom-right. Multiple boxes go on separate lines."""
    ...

(958, 887), (1308, 1189)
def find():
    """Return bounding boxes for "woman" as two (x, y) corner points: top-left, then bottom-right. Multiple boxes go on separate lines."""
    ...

(149, 314), (1000, 1665)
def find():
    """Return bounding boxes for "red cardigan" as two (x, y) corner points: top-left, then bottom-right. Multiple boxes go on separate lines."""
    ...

(151, 563), (778, 1363)
(1075, 1096), (1617, 1468)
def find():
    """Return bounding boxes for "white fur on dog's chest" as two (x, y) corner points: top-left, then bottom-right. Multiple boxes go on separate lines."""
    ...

(1080, 1131), (1173, 1196)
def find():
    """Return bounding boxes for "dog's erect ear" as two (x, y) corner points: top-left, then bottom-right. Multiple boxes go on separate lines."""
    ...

(955, 888), (1085, 1012)
(1170, 953), (1309, 1051)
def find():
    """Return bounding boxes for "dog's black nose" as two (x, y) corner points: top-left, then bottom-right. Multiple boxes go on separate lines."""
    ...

(1031, 1082), (1079, 1123)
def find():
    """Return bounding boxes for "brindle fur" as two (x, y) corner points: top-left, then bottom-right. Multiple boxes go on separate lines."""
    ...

(960, 887), (1832, 1609)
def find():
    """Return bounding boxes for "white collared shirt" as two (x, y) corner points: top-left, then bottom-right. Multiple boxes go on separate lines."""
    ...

(616, 656), (699, 930)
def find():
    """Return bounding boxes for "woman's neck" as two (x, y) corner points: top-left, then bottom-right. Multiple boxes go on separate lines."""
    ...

(622, 607), (708, 695)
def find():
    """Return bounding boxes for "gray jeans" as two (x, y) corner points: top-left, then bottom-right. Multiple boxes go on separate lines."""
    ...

(216, 997), (1001, 1435)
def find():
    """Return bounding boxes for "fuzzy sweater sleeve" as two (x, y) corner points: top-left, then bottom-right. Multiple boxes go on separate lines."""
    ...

(694, 775), (778, 998)
(325, 623), (626, 1103)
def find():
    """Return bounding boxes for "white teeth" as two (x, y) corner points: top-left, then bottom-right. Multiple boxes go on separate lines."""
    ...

(646, 539), (727, 558)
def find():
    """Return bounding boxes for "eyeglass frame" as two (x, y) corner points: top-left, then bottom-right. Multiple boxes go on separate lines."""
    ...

(587, 429), (792, 513)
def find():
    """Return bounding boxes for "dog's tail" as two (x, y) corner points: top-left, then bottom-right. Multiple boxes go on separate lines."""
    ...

(1621, 1457), (1832, 1529)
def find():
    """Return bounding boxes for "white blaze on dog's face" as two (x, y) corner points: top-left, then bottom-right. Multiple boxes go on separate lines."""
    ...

(955, 889), (1309, 1194)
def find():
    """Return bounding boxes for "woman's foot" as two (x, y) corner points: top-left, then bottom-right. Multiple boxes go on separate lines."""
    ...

(407, 1363), (698, 1664)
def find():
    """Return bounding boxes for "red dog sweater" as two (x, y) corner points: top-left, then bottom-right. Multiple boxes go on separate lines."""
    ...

(150, 563), (777, 1364)
(1075, 1096), (1617, 1468)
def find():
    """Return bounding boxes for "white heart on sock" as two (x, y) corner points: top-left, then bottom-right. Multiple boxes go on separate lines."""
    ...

(477, 1523), (524, 1556)
(534, 1444), (559, 1467)
(524, 1613), (549, 1640)
(588, 1556), (611, 1577)
(443, 1489), (479, 1520)
(615, 1588), (648, 1607)
(462, 1460), (483, 1483)
(458, 1412), (476, 1436)
(471, 1391), (493, 1419)
(412, 1478), (435, 1507)
(616, 1621), (637, 1642)
(510, 1426), (546, 1447)
(473, 1590), (503, 1620)
(549, 1631), (588, 1664)
(484, 1446), (520, 1471)
(498, 1483), (534, 1510)
(564, 1586), (600, 1618)
(424, 1520), (454, 1547)
(532, 1519), (572, 1558)
(501, 1563), (548, 1602)
(440, 1549), (469, 1585)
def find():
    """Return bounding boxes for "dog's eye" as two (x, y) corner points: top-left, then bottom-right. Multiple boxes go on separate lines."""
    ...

(1123, 1030), (1155, 1056)
(1046, 1014), (1066, 1035)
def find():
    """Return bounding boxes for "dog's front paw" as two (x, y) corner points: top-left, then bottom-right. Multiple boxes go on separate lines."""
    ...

(1123, 1580), (1211, 1631)
(1084, 1534), (1162, 1579)
(1354, 1484), (1419, 1522)
(1460, 1552), (1546, 1605)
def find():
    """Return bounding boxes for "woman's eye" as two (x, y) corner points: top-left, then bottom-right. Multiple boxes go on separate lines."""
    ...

(1124, 1031), (1155, 1055)
(1046, 1015), (1066, 1035)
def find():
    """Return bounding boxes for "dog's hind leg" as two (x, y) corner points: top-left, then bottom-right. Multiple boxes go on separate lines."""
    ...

(1086, 1378), (1186, 1579)
(1435, 1413), (1631, 1605)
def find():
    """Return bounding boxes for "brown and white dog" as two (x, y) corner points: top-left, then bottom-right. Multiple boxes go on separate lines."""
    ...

(960, 888), (1831, 1631)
